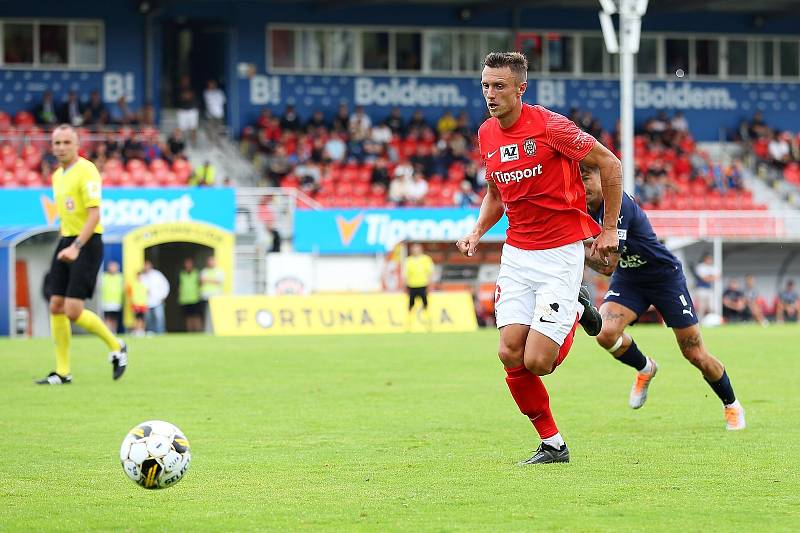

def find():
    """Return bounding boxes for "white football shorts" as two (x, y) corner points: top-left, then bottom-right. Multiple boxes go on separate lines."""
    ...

(494, 241), (583, 345)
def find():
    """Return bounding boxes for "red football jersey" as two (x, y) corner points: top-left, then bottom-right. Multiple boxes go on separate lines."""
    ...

(479, 103), (602, 250)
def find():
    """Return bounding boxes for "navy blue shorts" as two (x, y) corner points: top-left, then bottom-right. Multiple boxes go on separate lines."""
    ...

(603, 273), (698, 329)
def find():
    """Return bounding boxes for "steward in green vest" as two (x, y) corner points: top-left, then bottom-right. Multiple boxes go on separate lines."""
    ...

(179, 258), (203, 332)
(101, 260), (124, 333)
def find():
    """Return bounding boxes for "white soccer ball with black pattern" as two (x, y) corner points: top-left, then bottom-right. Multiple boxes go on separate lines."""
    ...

(119, 420), (191, 489)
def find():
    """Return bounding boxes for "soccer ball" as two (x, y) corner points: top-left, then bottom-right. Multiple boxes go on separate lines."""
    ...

(119, 420), (191, 489)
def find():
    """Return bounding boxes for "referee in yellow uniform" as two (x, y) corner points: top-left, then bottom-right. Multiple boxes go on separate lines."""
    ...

(37, 125), (127, 385)
(404, 243), (435, 331)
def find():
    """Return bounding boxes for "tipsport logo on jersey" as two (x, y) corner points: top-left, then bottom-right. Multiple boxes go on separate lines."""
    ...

(294, 208), (509, 254)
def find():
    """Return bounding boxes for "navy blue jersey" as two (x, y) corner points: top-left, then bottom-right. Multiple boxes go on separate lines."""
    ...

(592, 193), (683, 281)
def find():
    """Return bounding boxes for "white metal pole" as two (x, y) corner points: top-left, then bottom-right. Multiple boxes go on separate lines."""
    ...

(619, 0), (636, 195)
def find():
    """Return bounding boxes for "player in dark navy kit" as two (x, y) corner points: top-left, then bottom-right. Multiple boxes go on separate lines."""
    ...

(581, 165), (745, 430)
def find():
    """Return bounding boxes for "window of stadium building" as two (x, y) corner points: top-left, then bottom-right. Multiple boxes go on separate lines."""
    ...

(665, 38), (689, 75)
(695, 39), (719, 76)
(264, 25), (799, 81)
(581, 35), (604, 74)
(636, 37), (658, 75)
(726, 39), (748, 77)
(547, 33), (574, 73)
(425, 32), (453, 72)
(0, 20), (102, 69)
(362, 31), (389, 71)
(780, 41), (799, 78)
(395, 32), (421, 71)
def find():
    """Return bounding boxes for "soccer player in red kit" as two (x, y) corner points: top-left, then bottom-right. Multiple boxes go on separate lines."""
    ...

(456, 52), (623, 464)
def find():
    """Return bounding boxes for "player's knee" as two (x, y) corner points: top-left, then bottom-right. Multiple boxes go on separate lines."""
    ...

(596, 327), (621, 350)
(49, 300), (64, 315)
(524, 355), (554, 376)
(498, 343), (523, 368)
(63, 302), (83, 321)
(680, 346), (706, 367)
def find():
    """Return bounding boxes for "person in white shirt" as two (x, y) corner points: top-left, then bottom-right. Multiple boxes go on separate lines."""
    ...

(140, 260), (170, 334)
(693, 253), (719, 319)
(406, 172), (429, 205)
(204, 79), (227, 141)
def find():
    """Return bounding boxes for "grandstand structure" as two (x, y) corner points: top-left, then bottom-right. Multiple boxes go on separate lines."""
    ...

(1, 0), (800, 335)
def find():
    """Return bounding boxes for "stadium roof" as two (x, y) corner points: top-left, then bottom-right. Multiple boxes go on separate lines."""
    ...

(277, 0), (800, 16)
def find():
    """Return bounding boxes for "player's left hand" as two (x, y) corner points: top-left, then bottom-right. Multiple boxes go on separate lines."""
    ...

(57, 244), (79, 263)
(591, 228), (619, 262)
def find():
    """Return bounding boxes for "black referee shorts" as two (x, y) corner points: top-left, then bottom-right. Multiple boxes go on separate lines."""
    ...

(408, 286), (428, 309)
(47, 234), (104, 300)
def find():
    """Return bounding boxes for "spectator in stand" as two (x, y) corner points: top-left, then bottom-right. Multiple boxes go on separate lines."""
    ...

(204, 79), (227, 139)
(406, 171), (429, 205)
(34, 90), (58, 126)
(349, 105), (372, 141)
(83, 90), (108, 126)
(453, 180), (481, 208)
(388, 172), (410, 205)
(177, 75), (199, 144)
(190, 161), (216, 187)
(722, 279), (747, 322)
(455, 111), (472, 138)
(140, 102), (157, 127)
(266, 146), (292, 185)
(259, 117), (282, 154)
(776, 279), (799, 323)
(671, 111), (689, 133)
(370, 122), (393, 146)
(748, 111), (769, 139)
(295, 161), (321, 192)
(257, 108), (273, 129)
(464, 160), (481, 189)
(410, 144), (434, 177)
(110, 96), (138, 125)
(437, 111), (457, 136)
(693, 253), (719, 319)
(122, 131), (146, 162)
(331, 103), (350, 133)
(743, 274), (768, 326)
(305, 110), (328, 133)
(323, 133), (347, 163)
(166, 128), (186, 161)
(280, 104), (302, 132)
(407, 110), (428, 134)
(383, 107), (405, 136)
(142, 131), (165, 163)
(59, 91), (84, 126)
(370, 158), (391, 189)
(768, 131), (792, 169)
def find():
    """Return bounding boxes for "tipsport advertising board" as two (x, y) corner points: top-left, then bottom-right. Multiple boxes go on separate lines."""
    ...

(293, 208), (509, 254)
(0, 188), (236, 232)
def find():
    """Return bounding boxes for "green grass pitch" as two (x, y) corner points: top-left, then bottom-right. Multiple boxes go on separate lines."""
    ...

(1, 325), (798, 531)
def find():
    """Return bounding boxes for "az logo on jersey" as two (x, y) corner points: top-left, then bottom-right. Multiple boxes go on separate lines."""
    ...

(523, 137), (536, 156)
(500, 144), (519, 162)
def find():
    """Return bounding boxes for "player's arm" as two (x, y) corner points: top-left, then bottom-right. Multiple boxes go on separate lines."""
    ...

(456, 180), (503, 256)
(57, 207), (100, 263)
(584, 238), (619, 276)
(581, 142), (622, 260)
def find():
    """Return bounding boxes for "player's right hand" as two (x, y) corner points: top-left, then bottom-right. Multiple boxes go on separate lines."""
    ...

(456, 232), (480, 257)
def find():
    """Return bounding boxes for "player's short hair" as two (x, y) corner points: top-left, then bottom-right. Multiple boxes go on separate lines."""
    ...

(484, 52), (528, 82)
(52, 123), (78, 140)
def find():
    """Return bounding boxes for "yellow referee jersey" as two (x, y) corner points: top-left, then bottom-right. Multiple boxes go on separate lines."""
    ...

(51, 157), (103, 236)
(404, 254), (434, 288)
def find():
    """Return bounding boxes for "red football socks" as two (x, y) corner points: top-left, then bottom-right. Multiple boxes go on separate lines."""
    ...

(505, 365), (558, 439)
(553, 314), (579, 370)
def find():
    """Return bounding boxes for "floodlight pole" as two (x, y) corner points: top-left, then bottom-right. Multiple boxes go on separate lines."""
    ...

(619, 0), (636, 195)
